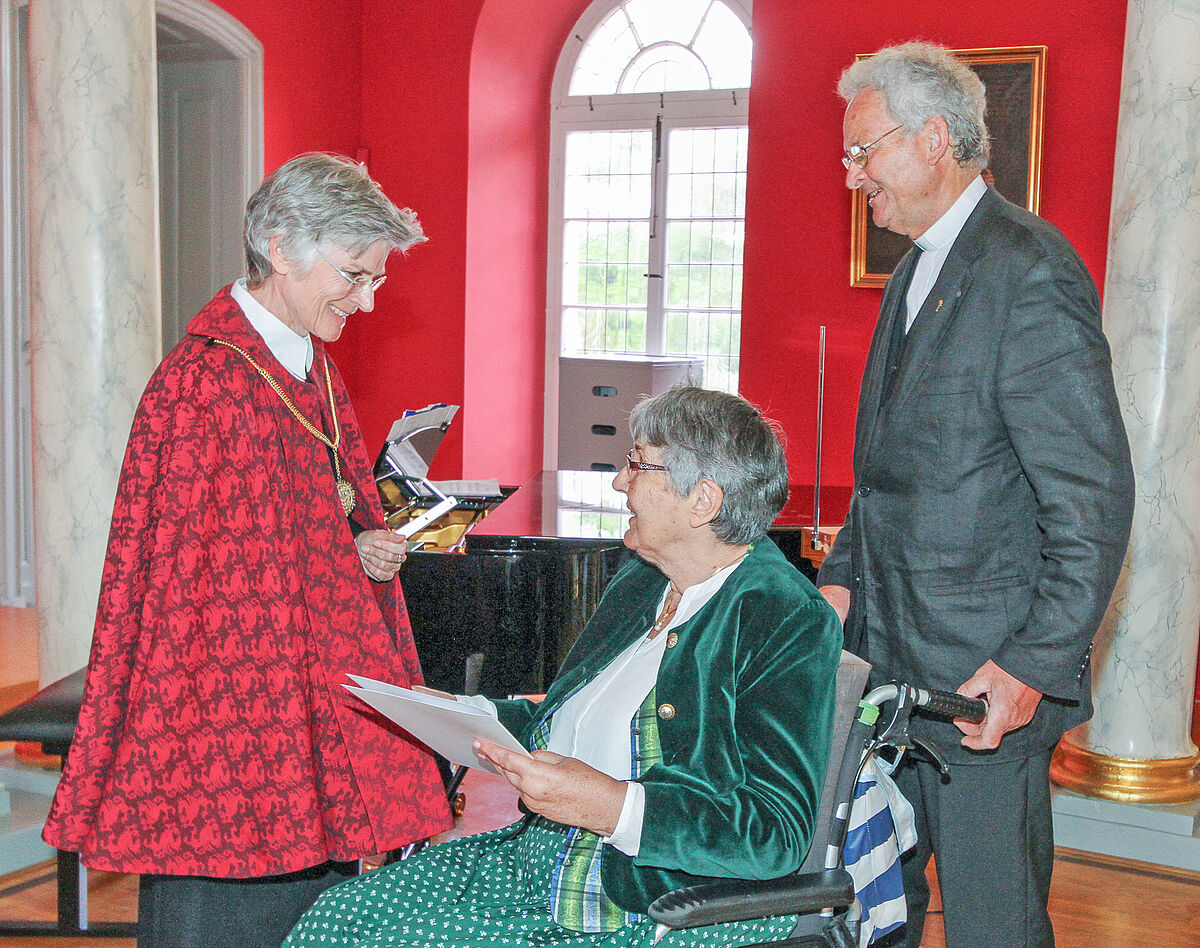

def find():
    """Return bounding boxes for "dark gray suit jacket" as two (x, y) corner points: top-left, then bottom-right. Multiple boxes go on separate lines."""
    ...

(817, 187), (1134, 763)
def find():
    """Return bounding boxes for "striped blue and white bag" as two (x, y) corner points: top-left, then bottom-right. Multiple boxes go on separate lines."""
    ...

(845, 756), (918, 945)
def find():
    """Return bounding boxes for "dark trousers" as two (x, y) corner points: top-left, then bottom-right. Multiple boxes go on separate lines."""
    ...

(137, 860), (358, 948)
(894, 749), (1055, 948)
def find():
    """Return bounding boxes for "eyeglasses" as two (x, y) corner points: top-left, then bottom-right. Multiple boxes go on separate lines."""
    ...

(841, 124), (903, 170)
(625, 449), (668, 473)
(318, 249), (387, 292)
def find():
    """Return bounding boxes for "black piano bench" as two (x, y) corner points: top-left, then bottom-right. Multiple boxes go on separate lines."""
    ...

(0, 668), (136, 938)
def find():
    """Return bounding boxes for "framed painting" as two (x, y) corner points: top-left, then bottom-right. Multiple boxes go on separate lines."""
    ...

(849, 45), (1047, 288)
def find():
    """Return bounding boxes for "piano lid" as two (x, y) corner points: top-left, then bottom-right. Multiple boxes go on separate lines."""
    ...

(375, 403), (459, 484)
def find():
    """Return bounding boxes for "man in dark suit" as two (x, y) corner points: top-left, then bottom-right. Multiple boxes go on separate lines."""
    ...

(816, 42), (1134, 948)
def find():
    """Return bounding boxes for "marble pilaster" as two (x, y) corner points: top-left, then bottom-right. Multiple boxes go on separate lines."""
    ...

(1053, 0), (1200, 801)
(27, 0), (161, 684)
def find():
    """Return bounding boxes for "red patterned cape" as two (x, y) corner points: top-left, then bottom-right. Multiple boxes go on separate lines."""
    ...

(43, 287), (452, 877)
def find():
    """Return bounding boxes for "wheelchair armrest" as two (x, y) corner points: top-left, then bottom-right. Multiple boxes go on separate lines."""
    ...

(647, 867), (856, 930)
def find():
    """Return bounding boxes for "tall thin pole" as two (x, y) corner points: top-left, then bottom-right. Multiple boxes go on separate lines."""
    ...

(812, 326), (826, 551)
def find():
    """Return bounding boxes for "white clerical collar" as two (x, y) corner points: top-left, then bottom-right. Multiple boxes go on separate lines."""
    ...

(231, 279), (314, 381)
(914, 175), (987, 254)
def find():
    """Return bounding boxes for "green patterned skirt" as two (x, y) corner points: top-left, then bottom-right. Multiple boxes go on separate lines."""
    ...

(284, 820), (798, 947)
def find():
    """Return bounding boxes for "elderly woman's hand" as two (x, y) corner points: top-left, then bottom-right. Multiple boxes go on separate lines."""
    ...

(474, 739), (627, 837)
(355, 529), (409, 581)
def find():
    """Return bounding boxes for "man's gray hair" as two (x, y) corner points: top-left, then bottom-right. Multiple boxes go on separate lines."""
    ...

(629, 386), (789, 545)
(838, 42), (990, 171)
(244, 153), (426, 286)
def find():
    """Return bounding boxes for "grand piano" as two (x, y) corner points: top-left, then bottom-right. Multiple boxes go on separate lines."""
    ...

(398, 470), (850, 697)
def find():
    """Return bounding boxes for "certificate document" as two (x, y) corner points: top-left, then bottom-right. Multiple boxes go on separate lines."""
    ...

(344, 674), (530, 774)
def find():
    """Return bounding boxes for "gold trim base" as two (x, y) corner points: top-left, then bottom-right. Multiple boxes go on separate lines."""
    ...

(1051, 739), (1200, 803)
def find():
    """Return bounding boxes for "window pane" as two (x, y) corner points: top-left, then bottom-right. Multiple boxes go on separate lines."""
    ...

(569, 0), (750, 96)
(658, 126), (747, 392)
(562, 221), (648, 307)
(665, 310), (689, 353)
(624, 0), (708, 45)
(555, 470), (631, 538)
(563, 306), (647, 355)
(689, 222), (713, 261)
(690, 128), (716, 173)
(668, 221), (693, 264)
(710, 220), (736, 264)
(692, 3), (752, 89)
(710, 264), (735, 308)
(561, 129), (652, 361)
(569, 10), (641, 95)
(712, 172), (739, 217)
(620, 45), (711, 94)
(564, 130), (652, 218)
(665, 310), (740, 392)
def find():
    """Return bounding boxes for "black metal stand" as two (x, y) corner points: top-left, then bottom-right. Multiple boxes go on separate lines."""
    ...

(0, 849), (136, 937)
(0, 670), (136, 937)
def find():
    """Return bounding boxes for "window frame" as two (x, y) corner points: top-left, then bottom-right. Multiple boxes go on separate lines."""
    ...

(1, 0), (33, 607)
(544, 0), (751, 469)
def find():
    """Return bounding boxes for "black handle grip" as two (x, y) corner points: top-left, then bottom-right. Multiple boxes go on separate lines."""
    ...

(917, 688), (987, 723)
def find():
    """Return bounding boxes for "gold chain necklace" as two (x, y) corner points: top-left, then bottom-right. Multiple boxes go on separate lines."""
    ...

(210, 338), (356, 515)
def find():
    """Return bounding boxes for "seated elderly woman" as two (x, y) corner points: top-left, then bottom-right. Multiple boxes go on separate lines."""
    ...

(286, 385), (842, 948)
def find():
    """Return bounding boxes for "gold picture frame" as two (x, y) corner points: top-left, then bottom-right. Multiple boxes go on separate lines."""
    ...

(849, 45), (1047, 288)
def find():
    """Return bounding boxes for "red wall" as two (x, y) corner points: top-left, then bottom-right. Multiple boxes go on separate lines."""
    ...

(461, 0), (595, 481)
(338, 0), (591, 483)
(212, 0), (1129, 493)
(341, 1), (484, 478)
(213, 0), (363, 173)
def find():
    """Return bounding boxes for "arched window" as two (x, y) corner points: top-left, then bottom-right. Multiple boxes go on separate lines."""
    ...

(569, 0), (751, 95)
(547, 0), (751, 468)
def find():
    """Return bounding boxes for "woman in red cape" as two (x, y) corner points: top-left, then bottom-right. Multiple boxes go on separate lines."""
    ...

(42, 154), (451, 948)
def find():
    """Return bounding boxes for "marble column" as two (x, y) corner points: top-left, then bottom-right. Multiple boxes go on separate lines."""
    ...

(1051, 0), (1200, 802)
(27, 0), (161, 684)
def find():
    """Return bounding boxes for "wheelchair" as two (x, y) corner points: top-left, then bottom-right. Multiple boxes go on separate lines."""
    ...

(648, 655), (986, 947)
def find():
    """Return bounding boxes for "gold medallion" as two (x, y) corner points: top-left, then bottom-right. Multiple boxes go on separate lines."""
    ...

(337, 479), (356, 516)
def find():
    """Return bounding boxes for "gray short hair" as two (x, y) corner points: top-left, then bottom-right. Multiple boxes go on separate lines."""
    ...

(838, 42), (989, 171)
(244, 153), (426, 285)
(629, 386), (789, 545)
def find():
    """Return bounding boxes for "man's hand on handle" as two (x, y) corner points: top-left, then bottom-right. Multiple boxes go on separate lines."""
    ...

(956, 660), (1042, 750)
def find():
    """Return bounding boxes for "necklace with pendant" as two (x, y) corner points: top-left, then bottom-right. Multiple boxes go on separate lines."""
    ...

(210, 339), (356, 515)
(647, 550), (748, 640)
(647, 586), (682, 639)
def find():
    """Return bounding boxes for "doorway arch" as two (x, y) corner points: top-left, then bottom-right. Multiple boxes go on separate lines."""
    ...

(157, 0), (263, 346)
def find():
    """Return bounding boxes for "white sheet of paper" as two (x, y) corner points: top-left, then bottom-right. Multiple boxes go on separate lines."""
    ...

(344, 674), (530, 774)
(429, 478), (503, 498)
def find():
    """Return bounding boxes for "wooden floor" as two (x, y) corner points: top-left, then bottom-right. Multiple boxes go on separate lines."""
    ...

(921, 848), (1200, 947)
(2, 772), (1198, 947)
(1, 846), (1198, 947)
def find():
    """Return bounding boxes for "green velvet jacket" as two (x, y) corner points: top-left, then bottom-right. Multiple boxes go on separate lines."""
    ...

(493, 538), (842, 915)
